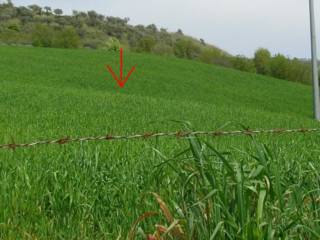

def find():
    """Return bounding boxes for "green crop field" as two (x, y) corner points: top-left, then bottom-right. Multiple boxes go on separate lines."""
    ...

(0, 46), (320, 239)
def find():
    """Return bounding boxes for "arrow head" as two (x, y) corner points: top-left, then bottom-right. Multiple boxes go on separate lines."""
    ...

(105, 48), (136, 88)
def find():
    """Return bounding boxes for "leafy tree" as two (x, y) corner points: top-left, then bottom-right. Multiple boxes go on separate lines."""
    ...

(270, 54), (290, 80)
(177, 29), (183, 35)
(287, 58), (311, 84)
(44, 6), (51, 15)
(87, 10), (100, 26)
(152, 43), (173, 56)
(174, 38), (200, 59)
(199, 48), (232, 67)
(53, 26), (80, 48)
(53, 9), (63, 16)
(199, 48), (222, 64)
(146, 24), (157, 33)
(31, 23), (54, 47)
(72, 10), (87, 19)
(106, 16), (128, 26)
(137, 36), (156, 52)
(0, 2), (17, 20)
(83, 38), (101, 49)
(28, 5), (42, 15)
(254, 48), (271, 75)
(6, 0), (13, 7)
(5, 18), (21, 31)
(16, 6), (32, 23)
(232, 55), (256, 73)
(158, 30), (173, 46)
(103, 37), (120, 51)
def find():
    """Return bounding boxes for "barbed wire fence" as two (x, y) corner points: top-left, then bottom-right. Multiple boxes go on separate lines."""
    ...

(0, 128), (319, 150)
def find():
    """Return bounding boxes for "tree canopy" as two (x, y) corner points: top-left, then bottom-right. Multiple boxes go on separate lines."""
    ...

(0, 1), (312, 85)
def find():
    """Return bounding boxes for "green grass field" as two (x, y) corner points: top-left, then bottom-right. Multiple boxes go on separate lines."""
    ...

(1, 46), (320, 239)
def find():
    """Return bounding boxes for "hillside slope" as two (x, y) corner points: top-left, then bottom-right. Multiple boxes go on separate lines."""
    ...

(1, 46), (320, 239)
(0, 46), (317, 141)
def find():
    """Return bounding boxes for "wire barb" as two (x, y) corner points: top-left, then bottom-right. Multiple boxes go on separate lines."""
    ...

(0, 128), (319, 150)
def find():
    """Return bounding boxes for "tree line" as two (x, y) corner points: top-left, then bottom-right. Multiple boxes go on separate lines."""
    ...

(0, 1), (312, 84)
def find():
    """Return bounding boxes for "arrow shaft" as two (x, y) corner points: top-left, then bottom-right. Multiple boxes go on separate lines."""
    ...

(120, 48), (123, 80)
(105, 48), (135, 88)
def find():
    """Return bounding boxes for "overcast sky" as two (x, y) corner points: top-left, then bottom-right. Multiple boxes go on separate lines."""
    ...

(6, 0), (320, 58)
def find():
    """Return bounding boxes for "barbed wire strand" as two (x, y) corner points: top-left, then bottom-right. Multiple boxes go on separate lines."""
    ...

(0, 128), (319, 150)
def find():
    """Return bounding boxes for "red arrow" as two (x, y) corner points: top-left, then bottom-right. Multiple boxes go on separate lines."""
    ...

(106, 48), (136, 88)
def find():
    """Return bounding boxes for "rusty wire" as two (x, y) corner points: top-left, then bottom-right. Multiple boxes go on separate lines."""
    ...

(0, 128), (319, 150)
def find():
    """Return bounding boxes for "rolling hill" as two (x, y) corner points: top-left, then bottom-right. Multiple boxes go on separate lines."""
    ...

(0, 46), (320, 239)
(0, 46), (317, 141)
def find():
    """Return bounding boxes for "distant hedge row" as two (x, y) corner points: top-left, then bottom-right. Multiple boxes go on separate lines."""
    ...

(0, 1), (312, 84)
(233, 49), (312, 85)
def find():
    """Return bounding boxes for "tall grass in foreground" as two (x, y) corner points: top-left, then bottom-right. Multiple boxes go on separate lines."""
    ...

(131, 133), (320, 239)
(0, 132), (319, 239)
